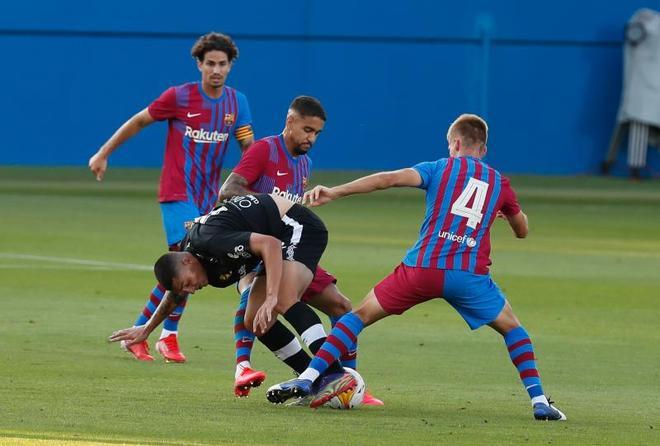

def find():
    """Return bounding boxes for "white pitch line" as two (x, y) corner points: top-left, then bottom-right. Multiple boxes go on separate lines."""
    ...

(0, 264), (124, 271)
(0, 253), (152, 271)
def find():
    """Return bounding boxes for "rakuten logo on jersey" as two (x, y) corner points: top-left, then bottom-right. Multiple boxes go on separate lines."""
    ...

(438, 230), (477, 247)
(272, 186), (302, 204)
(185, 126), (229, 144)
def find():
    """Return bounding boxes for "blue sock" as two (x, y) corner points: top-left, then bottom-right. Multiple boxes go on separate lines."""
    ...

(330, 315), (357, 369)
(163, 294), (188, 332)
(134, 283), (165, 326)
(504, 326), (545, 399)
(309, 312), (364, 376)
(234, 287), (255, 365)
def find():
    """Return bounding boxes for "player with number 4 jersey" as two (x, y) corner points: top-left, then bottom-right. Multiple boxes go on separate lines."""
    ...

(268, 114), (566, 421)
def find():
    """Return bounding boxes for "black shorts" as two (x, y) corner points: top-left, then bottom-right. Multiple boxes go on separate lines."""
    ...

(281, 204), (328, 273)
(256, 204), (327, 275)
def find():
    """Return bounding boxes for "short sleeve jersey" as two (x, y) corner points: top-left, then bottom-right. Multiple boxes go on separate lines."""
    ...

(402, 156), (521, 274)
(181, 194), (283, 287)
(148, 82), (253, 213)
(232, 134), (312, 203)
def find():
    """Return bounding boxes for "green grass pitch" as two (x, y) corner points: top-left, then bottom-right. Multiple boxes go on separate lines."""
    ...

(1, 167), (659, 445)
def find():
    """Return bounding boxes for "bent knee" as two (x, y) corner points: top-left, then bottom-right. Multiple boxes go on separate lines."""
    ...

(318, 289), (353, 317)
(274, 296), (299, 315)
(330, 296), (353, 316)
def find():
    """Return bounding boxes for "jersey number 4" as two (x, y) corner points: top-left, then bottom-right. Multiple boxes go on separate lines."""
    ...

(450, 177), (489, 229)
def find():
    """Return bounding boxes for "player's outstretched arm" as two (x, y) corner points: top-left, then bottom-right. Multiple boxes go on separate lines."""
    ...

(304, 168), (422, 207)
(303, 185), (335, 206)
(89, 108), (155, 181)
(505, 211), (529, 238)
(108, 291), (181, 345)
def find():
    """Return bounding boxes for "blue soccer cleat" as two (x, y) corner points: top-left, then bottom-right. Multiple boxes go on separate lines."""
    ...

(266, 378), (313, 405)
(533, 399), (567, 421)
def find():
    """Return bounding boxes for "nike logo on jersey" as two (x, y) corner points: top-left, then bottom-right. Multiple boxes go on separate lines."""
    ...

(187, 112), (202, 118)
(276, 171), (288, 176)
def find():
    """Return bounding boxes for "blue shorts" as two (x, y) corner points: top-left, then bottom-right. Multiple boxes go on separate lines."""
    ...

(442, 269), (506, 330)
(374, 264), (506, 330)
(159, 200), (203, 247)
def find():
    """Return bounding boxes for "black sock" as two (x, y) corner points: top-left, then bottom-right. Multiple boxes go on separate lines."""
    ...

(258, 320), (311, 375)
(283, 302), (344, 375)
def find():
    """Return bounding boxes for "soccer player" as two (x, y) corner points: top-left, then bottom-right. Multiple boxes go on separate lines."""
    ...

(89, 32), (254, 363)
(108, 193), (356, 401)
(218, 96), (382, 405)
(267, 114), (567, 420)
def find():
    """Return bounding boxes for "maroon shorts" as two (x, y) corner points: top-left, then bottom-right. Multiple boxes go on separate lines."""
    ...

(374, 263), (506, 329)
(374, 263), (445, 315)
(301, 265), (337, 302)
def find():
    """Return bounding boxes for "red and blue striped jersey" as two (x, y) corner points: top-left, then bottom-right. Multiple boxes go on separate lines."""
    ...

(148, 82), (253, 213)
(232, 134), (311, 203)
(403, 156), (520, 274)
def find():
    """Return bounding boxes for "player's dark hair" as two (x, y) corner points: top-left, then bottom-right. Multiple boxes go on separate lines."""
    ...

(191, 32), (239, 62)
(289, 96), (327, 121)
(448, 114), (488, 147)
(153, 252), (180, 290)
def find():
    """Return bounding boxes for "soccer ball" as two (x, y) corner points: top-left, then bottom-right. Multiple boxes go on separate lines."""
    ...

(324, 367), (365, 410)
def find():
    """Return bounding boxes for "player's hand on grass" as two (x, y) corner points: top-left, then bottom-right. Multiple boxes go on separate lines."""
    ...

(108, 326), (148, 345)
(253, 298), (277, 336)
(303, 185), (336, 207)
(89, 153), (108, 181)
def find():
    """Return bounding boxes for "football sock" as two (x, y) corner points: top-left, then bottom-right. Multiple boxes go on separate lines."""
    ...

(301, 312), (364, 382)
(134, 283), (166, 326)
(283, 302), (344, 375)
(330, 315), (357, 369)
(234, 287), (255, 366)
(258, 320), (311, 374)
(162, 294), (187, 334)
(160, 328), (176, 340)
(504, 326), (546, 401)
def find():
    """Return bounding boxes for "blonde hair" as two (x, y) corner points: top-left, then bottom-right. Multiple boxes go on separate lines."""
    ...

(447, 114), (488, 147)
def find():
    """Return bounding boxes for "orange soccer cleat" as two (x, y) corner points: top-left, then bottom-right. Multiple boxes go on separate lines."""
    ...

(234, 367), (267, 397)
(362, 390), (384, 406)
(155, 334), (187, 363)
(121, 340), (154, 361)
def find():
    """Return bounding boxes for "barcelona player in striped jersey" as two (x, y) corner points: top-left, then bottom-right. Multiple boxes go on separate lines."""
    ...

(89, 32), (254, 362)
(267, 114), (566, 420)
(217, 96), (382, 405)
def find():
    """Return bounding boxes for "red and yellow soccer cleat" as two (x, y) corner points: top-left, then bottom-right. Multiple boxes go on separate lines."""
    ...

(362, 390), (384, 406)
(121, 340), (154, 361)
(155, 334), (186, 363)
(234, 367), (267, 397)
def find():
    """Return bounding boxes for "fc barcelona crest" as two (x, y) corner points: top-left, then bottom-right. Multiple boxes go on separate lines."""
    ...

(224, 113), (235, 126)
(302, 177), (308, 188)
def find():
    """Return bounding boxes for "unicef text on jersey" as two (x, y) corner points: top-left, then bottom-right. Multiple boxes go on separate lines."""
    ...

(438, 230), (477, 248)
